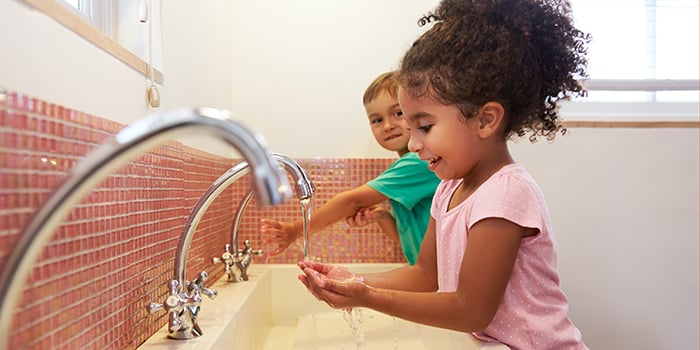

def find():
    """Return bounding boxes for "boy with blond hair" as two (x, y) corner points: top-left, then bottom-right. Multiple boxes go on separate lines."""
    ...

(261, 71), (440, 264)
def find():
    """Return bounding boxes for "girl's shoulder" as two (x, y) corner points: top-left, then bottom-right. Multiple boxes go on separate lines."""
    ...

(466, 164), (546, 213)
(481, 163), (539, 192)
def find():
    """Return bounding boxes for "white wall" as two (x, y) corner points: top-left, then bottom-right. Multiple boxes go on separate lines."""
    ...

(511, 129), (699, 350)
(0, 0), (149, 124)
(0, 1), (698, 349)
(229, 0), (440, 159)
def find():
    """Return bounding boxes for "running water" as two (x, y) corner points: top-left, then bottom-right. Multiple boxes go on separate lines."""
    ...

(301, 196), (318, 347)
(263, 197), (313, 264)
(299, 197), (312, 258)
(393, 316), (400, 349)
(342, 308), (366, 349)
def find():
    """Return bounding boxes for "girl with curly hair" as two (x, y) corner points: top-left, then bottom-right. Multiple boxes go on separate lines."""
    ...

(299, 0), (591, 348)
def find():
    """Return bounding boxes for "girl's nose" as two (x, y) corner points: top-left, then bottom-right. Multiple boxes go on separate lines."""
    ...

(408, 133), (421, 153)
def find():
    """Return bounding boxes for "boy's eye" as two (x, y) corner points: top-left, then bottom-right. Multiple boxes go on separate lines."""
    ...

(370, 117), (383, 125)
(393, 110), (403, 118)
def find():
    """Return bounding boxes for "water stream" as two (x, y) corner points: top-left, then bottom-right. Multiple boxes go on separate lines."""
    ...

(299, 197), (312, 258)
(342, 308), (366, 348)
(298, 196), (398, 349)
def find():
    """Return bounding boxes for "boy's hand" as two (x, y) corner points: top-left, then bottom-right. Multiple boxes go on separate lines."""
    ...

(345, 205), (391, 228)
(260, 219), (299, 256)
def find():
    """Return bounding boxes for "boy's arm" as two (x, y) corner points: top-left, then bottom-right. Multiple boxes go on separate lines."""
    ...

(371, 211), (399, 244)
(307, 184), (388, 234)
(345, 205), (399, 244)
(261, 184), (389, 251)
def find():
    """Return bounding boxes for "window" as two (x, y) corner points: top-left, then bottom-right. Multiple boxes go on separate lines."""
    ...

(61, 0), (112, 35)
(563, 0), (698, 120)
(21, 0), (163, 83)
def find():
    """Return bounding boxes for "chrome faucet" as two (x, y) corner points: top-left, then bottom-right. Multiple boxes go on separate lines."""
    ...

(224, 153), (315, 281)
(235, 239), (263, 281)
(179, 153), (314, 283)
(145, 270), (220, 339)
(0, 107), (293, 346)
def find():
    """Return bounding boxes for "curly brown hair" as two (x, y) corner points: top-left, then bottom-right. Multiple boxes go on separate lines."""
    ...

(396, 0), (591, 141)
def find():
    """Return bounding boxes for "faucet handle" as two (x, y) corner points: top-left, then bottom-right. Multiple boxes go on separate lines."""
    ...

(233, 240), (264, 282)
(241, 239), (263, 256)
(186, 271), (218, 300)
(212, 244), (234, 265)
(146, 280), (182, 314)
(213, 244), (238, 281)
(146, 280), (189, 332)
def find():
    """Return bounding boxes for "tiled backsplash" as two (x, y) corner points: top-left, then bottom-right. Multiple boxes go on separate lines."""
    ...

(0, 88), (404, 349)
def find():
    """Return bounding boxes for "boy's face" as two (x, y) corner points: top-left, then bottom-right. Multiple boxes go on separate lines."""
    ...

(364, 91), (410, 155)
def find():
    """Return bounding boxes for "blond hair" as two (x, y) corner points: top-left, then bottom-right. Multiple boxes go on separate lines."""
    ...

(363, 71), (399, 105)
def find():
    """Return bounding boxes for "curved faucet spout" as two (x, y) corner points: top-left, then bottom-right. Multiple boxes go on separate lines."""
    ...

(273, 153), (315, 200)
(0, 107), (292, 346)
(177, 153), (314, 285)
(227, 154), (315, 279)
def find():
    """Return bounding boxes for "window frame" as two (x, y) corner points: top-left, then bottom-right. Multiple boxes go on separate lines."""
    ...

(21, 0), (163, 84)
(566, 0), (699, 122)
(561, 79), (699, 122)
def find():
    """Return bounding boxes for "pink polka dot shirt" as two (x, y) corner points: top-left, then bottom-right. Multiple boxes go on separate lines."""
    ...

(431, 164), (588, 350)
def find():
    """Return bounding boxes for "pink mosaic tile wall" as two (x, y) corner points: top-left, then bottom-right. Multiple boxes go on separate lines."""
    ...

(242, 158), (406, 265)
(0, 88), (404, 349)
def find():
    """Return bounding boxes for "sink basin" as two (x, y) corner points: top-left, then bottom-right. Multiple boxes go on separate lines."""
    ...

(139, 264), (509, 350)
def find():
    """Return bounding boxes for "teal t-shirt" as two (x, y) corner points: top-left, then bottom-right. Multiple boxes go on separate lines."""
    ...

(366, 152), (441, 264)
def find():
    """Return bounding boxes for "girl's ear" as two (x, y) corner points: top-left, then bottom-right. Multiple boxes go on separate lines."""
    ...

(476, 102), (505, 139)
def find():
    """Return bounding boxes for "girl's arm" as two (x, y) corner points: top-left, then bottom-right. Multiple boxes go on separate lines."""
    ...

(361, 219), (438, 291)
(299, 219), (438, 296)
(303, 217), (527, 333)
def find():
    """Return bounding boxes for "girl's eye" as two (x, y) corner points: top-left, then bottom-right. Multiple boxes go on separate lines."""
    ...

(418, 124), (432, 132)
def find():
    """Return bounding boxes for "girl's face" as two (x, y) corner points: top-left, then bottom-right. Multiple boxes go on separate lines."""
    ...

(398, 87), (484, 180)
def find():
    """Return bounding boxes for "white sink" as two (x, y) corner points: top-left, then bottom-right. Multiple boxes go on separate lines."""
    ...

(139, 264), (509, 350)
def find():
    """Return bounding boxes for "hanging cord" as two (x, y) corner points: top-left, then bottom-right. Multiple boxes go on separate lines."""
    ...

(141, 0), (160, 108)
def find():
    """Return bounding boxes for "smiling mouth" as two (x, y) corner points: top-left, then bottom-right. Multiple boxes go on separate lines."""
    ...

(425, 157), (441, 170)
(384, 134), (402, 141)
